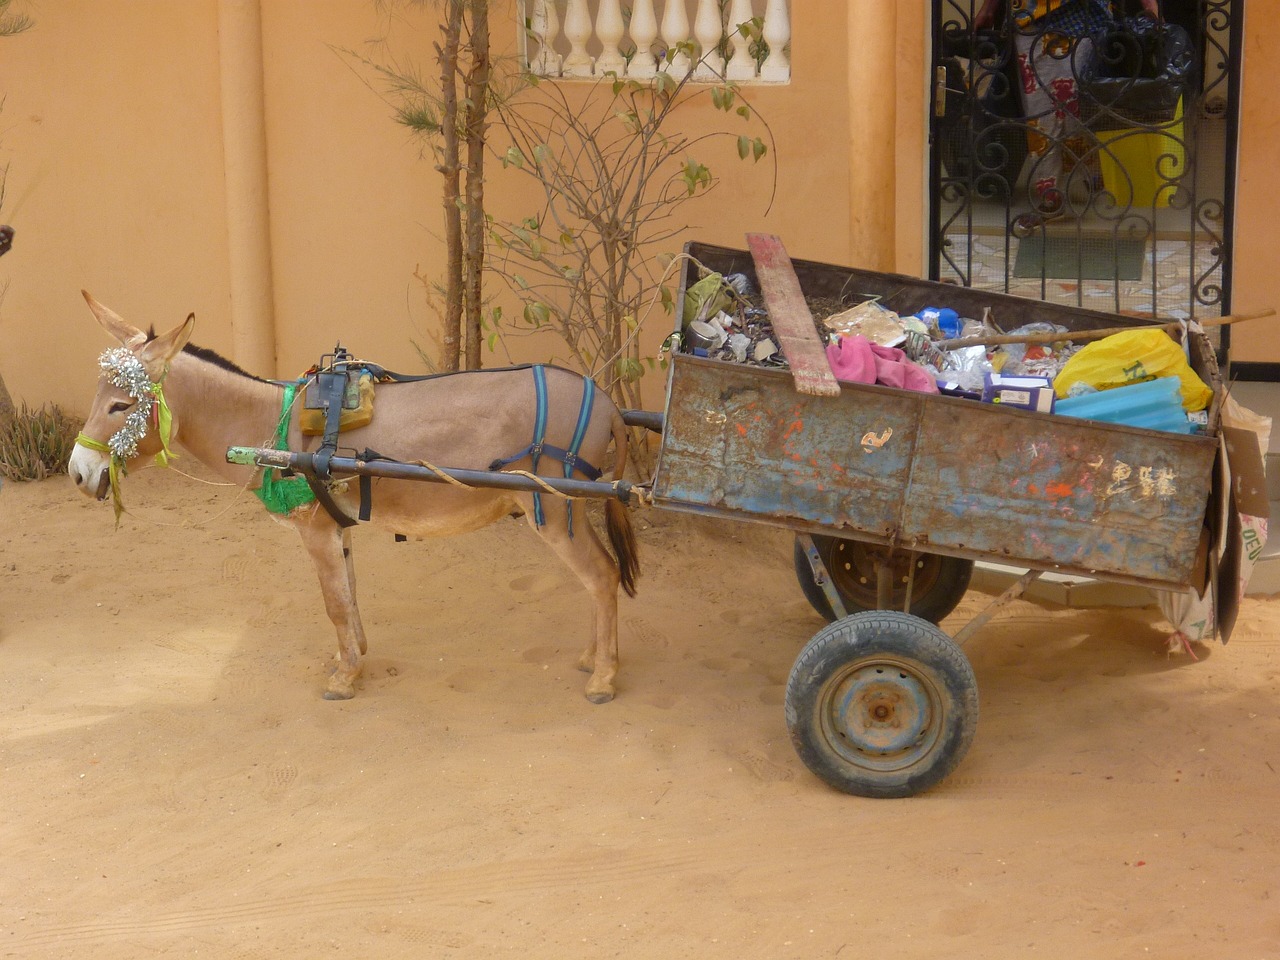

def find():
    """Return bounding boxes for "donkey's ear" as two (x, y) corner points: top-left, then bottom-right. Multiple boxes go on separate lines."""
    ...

(82, 290), (148, 350)
(138, 312), (196, 373)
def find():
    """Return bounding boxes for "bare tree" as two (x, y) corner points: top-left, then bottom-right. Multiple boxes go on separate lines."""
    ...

(353, 0), (492, 372)
(488, 59), (774, 413)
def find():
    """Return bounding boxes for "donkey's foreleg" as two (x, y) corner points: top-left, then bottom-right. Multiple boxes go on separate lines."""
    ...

(342, 527), (367, 655)
(536, 504), (622, 704)
(294, 515), (368, 700)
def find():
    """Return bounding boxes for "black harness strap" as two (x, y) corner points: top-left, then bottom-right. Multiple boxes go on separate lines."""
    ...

(302, 364), (363, 529)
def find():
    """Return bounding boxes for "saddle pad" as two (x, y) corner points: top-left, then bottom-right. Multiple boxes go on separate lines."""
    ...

(299, 373), (375, 436)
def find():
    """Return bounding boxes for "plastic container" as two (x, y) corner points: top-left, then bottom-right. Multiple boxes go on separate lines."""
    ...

(1053, 376), (1192, 433)
(915, 306), (961, 340)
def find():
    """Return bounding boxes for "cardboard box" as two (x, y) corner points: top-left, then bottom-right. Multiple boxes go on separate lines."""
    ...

(981, 373), (1055, 413)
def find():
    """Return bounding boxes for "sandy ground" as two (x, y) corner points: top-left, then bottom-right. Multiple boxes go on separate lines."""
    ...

(2, 463), (1279, 959)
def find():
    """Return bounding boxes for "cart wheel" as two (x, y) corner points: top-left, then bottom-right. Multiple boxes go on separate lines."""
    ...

(785, 611), (978, 798)
(793, 535), (974, 624)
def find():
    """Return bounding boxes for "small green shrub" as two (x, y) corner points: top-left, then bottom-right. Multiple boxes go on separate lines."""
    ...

(0, 403), (83, 481)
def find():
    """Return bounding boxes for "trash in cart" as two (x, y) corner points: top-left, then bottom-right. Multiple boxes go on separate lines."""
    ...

(675, 257), (1240, 434)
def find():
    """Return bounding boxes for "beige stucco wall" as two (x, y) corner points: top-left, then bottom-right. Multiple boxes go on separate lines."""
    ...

(0, 1), (1274, 424)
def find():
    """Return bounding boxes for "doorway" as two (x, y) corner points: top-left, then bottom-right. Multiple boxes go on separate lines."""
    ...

(928, 0), (1241, 339)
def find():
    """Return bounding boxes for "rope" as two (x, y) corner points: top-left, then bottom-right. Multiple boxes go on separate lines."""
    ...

(408, 459), (573, 499)
(406, 455), (653, 508)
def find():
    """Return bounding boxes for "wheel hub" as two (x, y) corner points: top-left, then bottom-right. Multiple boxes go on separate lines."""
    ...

(833, 664), (931, 755)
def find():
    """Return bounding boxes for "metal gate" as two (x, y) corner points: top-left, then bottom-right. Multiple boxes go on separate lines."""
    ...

(929, 0), (1242, 341)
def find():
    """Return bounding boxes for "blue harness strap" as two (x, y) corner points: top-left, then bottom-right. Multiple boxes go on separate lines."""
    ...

(563, 376), (595, 537)
(488, 365), (603, 535)
(530, 365), (549, 526)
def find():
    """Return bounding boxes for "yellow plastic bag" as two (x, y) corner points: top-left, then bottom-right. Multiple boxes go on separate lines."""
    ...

(1053, 328), (1213, 411)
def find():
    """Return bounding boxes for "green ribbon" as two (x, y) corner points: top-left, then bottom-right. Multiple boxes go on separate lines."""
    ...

(75, 377), (177, 524)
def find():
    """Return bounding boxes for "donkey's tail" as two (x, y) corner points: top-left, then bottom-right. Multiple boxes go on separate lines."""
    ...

(606, 409), (640, 598)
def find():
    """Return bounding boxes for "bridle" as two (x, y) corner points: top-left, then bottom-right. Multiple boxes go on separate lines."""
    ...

(75, 346), (177, 520)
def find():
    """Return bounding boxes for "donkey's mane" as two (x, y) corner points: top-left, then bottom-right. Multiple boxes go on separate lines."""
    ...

(181, 342), (269, 382)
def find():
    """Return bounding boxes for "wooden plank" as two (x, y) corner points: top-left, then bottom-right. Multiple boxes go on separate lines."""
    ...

(746, 233), (840, 397)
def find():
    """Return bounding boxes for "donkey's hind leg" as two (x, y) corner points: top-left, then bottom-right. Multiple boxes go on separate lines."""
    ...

(293, 513), (369, 700)
(532, 500), (622, 704)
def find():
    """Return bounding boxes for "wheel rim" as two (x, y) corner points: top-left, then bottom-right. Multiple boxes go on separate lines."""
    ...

(827, 542), (942, 610)
(817, 655), (945, 773)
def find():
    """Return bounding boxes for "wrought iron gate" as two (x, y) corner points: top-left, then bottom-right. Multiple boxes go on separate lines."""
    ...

(928, 0), (1241, 339)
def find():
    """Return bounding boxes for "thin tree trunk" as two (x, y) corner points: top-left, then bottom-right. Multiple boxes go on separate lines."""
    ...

(462, 0), (489, 370)
(438, 0), (465, 371)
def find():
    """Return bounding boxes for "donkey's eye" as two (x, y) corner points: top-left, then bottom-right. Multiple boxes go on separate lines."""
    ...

(108, 401), (133, 415)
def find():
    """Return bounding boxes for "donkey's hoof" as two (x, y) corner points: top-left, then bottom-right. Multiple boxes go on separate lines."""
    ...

(585, 687), (615, 705)
(324, 674), (357, 700)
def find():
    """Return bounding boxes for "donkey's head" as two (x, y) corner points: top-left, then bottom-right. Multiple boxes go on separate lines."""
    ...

(68, 292), (194, 506)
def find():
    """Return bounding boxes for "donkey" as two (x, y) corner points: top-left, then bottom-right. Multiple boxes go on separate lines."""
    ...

(68, 292), (639, 703)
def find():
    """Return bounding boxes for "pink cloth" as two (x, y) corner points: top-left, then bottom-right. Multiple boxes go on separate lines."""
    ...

(825, 336), (940, 394)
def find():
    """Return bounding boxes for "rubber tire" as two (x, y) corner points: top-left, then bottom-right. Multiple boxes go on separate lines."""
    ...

(785, 611), (978, 799)
(793, 535), (974, 625)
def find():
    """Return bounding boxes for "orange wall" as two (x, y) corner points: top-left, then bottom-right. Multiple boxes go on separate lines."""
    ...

(0, 1), (850, 415)
(0, 1), (1273, 425)
(0, 1), (232, 409)
(1226, 4), (1280, 364)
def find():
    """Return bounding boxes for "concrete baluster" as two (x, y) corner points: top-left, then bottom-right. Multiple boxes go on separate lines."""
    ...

(595, 0), (627, 76)
(724, 0), (756, 81)
(760, 0), (790, 81)
(693, 0), (725, 80)
(529, 0), (562, 76)
(563, 0), (594, 76)
(660, 0), (692, 77)
(627, 0), (659, 78)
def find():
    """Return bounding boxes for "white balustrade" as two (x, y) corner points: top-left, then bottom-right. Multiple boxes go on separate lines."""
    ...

(520, 0), (790, 84)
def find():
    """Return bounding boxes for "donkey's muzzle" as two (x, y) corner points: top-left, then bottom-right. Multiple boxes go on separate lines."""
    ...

(69, 458), (110, 501)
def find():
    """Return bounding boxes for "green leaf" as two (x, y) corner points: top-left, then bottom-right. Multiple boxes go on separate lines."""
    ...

(737, 135), (750, 160)
(753, 138), (767, 162)
(505, 146), (525, 169)
(522, 301), (551, 327)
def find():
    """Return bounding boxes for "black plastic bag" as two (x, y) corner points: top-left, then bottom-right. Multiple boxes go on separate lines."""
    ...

(1081, 16), (1195, 124)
